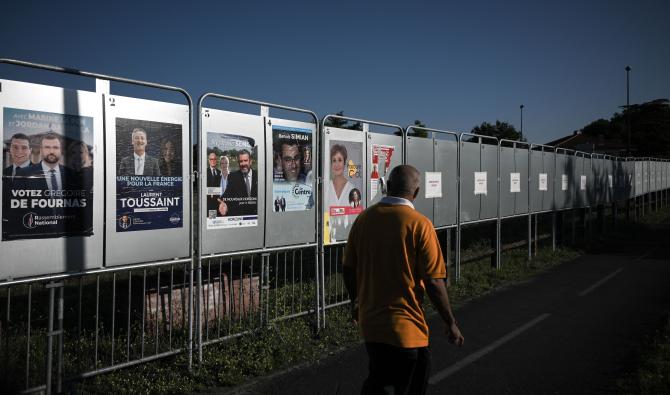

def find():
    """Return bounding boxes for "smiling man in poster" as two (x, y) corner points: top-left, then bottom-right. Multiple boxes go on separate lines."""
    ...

(271, 126), (313, 212)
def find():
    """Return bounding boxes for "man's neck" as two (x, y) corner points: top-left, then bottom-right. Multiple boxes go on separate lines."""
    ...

(134, 150), (145, 157)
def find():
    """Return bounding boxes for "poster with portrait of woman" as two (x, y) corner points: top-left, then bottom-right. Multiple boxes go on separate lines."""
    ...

(323, 137), (363, 244)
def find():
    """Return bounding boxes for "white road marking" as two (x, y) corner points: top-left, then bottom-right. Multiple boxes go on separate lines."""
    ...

(429, 313), (551, 385)
(578, 268), (624, 297)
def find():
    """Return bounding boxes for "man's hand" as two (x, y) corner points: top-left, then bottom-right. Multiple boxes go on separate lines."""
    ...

(350, 301), (359, 325)
(445, 322), (464, 346)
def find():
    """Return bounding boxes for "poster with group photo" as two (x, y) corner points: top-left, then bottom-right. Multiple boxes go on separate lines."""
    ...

(2, 107), (94, 240)
(271, 125), (313, 212)
(324, 138), (363, 244)
(206, 132), (258, 229)
(115, 118), (183, 232)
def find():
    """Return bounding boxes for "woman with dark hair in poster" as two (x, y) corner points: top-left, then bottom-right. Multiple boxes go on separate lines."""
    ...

(328, 144), (355, 206)
(66, 140), (94, 189)
(159, 138), (179, 176)
(349, 188), (361, 208)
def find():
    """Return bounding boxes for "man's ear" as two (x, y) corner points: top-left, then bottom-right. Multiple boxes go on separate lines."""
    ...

(413, 187), (420, 199)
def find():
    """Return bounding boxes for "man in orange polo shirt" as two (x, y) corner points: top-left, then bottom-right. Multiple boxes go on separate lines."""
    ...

(343, 165), (464, 394)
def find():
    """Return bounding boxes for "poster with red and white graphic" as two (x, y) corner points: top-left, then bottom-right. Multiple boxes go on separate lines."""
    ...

(370, 144), (395, 199)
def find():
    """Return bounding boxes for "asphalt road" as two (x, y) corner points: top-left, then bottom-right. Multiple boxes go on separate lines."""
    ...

(223, 219), (670, 394)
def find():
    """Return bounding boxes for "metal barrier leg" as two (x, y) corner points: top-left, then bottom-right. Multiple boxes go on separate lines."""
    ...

(44, 281), (63, 395)
(455, 224), (461, 281)
(552, 211), (556, 251)
(496, 219), (501, 269)
(534, 214), (538, 256)
(527, 213), (532, 261)
(571, 209), (576, 244)
(446, 228), (452, 267)
(196, 259), (202, 364)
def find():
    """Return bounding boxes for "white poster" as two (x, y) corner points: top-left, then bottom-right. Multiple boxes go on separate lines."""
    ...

(539, 173), (548, 191)
(510, 173), (521, 193)
(561, 174), (568, 191)
(608, 174), (613, 188)
(474, 172), (487, 195)
(425, 172), (442, 198)
(580, 175), (587, 190)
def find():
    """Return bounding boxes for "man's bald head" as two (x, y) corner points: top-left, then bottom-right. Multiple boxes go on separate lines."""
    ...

(387, 165), (421, 200)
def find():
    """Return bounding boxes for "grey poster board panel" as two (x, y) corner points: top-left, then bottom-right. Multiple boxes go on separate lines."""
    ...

(104, 95), (190, 266)
(585, 156), (595, 207)
(541, 152), (555, 211)
(480, 144), (498, 220)
(529, 151), (543, 212)
(498, 147), (516, 217)
(634, 161), (642, 197)
(0, 79), (103, 280)
(265, 117), (316, 248)
(459, 141), (480, 222)
(642, 161), (648, 194)
(322, 127), (365, 245)
(200, 109), (265, 255)
(515, 149), (529, 215)
(367, 132), (402, 206)
(434, 139), (458, 226)
(406, 136), (434, 223)
(554, 154), (568, 210)
(649, 161), (655, 192)
(573, 156), (586, 208)
(592, 158), (604, 205)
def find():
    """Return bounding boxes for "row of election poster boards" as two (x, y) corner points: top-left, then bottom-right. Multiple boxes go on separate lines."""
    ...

(1, 78), (668, 280)
(198, 108), (317, 255)
(1, 79), (191, 280)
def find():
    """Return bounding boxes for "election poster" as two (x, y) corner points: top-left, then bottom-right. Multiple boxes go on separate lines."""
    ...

(205, 132), (258, 229)
(370, 144), (395, 199)
(324, 138), (363, 244)
(115, 118), (183, 232)
(271, 125), (313, 212)
(2, 107), (94, 241)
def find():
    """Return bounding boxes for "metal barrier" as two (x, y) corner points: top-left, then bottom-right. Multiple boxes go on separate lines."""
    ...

(319, 114), (404, 327)
(0, 58), (194, 394)
(195, 93), (320, 360)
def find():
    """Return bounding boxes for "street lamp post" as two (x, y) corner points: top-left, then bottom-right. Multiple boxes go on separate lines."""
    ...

(626, 66), (631, 155)
(520, 104), (524, 141)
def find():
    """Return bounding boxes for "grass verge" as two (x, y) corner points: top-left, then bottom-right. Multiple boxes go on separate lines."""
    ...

(617, 314), (670, 394)
(75, 244), (580, 394)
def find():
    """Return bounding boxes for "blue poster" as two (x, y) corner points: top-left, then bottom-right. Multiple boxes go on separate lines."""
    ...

(2, 107), (95, 240)
(115, 117), (183, 232)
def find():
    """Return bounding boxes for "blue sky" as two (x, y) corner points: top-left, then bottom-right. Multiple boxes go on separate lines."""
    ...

(2, 0), (669, 143)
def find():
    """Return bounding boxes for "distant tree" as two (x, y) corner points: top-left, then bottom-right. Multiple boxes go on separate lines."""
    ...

(471, 120), (525, 142)
(404, 119), (429, 138)
(580, 118), (613, 137)
(576, 98), (670, 157)
(324, 111), (362, 130)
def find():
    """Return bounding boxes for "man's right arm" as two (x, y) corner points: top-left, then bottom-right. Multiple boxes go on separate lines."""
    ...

(425, 277), (464, 346)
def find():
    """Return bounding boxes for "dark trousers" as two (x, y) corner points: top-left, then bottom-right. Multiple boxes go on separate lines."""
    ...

(362, 342), (431, 395)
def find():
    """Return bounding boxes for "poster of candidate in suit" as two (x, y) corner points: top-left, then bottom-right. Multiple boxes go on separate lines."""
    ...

(115, 117), (183, 232)
(2, 107), (94, 241)
(206, 132), (258, 229)
(272, 125), (313, 212)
